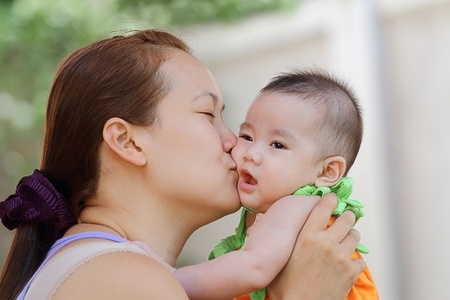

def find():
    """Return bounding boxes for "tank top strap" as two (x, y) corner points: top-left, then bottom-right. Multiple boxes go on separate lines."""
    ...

(17, 232), (129, 300)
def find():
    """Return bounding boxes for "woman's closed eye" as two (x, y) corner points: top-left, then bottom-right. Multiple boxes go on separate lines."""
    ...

(201, 111), (215, 118)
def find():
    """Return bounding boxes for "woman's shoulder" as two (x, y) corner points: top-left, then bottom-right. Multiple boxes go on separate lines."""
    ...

(54, 250), (188, 299)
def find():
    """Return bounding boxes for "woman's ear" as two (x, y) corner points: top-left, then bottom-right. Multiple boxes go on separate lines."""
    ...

(314, 156), (346, 187)
(103, 117), (147, 166)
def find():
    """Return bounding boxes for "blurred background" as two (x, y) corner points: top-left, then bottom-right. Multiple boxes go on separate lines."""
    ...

(1, 0), (450, 299)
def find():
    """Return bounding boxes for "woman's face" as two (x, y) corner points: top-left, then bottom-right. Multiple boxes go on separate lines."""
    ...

(143, 50), (240, 225)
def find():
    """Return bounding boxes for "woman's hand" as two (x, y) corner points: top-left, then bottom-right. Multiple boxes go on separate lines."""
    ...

(267, 193), (365, 300)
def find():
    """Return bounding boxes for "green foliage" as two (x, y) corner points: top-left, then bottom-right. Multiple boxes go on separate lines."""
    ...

(0, 0), (118, 195)
(0, 0), (298, 195)
(117, 0), (297, 25)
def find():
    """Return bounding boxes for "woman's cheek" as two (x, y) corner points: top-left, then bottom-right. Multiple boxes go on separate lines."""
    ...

(231, 143), (243, 163)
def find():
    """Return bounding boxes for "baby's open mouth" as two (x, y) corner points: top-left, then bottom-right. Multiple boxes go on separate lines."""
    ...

(240, 170), (257, 185)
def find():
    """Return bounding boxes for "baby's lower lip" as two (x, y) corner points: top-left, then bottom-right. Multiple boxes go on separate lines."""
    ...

(238, 178), (257, 193)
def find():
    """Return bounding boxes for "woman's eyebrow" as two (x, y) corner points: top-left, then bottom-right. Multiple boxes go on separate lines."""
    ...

(193, 91), (224, 111)
(193, 91), (218, 103)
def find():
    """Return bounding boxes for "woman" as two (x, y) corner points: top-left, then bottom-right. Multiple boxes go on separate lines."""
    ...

(0, 29), (364, 299)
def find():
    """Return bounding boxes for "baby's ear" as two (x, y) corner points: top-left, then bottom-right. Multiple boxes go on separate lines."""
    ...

(102, 117), (147, 166)
(314, 156), (346, 187)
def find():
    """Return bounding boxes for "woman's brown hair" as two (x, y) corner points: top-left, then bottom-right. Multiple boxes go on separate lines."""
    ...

(0, 29), (190, 299)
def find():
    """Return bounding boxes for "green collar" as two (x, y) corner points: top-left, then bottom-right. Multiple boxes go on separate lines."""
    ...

(292, 177), (365, 220)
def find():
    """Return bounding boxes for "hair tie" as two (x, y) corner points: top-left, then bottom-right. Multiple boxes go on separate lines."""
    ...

(0, 170), (70, 233)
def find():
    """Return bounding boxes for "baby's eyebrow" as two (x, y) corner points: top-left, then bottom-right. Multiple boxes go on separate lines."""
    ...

(271, 128), (294, 139)
(239, 122), (253, 130)
(240, 122), (293, 139)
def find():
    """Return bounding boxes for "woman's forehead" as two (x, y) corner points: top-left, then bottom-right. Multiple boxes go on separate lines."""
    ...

(157, 50), (224, 110)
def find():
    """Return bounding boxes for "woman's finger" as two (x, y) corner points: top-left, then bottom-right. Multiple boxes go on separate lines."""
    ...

(339, 228), (361, 252)
(326, 210), (356, 244)
(301, 193), (338, 232)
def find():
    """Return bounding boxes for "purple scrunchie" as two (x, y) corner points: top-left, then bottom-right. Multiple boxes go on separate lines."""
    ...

(0, 170), (70, 233)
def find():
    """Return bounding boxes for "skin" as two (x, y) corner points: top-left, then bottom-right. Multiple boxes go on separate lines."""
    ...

(267, 199), (365, 300)
(175, 195), (320, 299)
(233, 92), (345, 226)
(233, 92), (326, 214)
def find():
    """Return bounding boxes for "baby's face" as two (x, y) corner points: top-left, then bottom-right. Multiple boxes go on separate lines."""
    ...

(232, 92), (323, 213)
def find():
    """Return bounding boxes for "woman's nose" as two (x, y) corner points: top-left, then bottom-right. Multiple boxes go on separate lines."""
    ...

(220, 124), (237, 153)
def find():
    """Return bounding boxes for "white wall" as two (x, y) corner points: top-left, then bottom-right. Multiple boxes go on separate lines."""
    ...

(179, 0), (450, 299)
(381, 1), (450, 299)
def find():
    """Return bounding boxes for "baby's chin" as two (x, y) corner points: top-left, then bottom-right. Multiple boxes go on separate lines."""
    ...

(242, 196), (285, 214)
(239, 199), (268, 214)
(238, 194), (257, 212)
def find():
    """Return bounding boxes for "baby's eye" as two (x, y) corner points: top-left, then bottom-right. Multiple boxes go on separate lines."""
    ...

(270, 142), (286, 149)
(239, 134), (253, 142)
